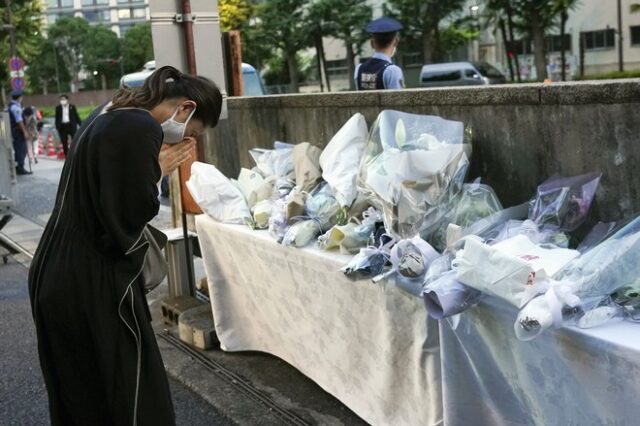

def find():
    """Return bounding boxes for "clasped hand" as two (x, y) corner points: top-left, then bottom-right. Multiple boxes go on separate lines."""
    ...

(159, 137), (196, 176)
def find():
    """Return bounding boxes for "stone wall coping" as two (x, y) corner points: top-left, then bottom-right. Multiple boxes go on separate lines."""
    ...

(227, 79), (640, 109)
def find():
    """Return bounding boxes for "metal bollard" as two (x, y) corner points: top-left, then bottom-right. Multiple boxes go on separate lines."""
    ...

(163, 228), (197, 298)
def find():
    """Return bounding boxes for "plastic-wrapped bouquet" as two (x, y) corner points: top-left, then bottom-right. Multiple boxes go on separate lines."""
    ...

(282, 183), (341, 248)
(529, 172), (601, 232)
(319, 113), (368, 217)
(186, 162), (254, 227)
(429, 180), (503, 251)
(357, 110), (470, 240)
(318, 207), (382, 253)
(514, 215), (640, 341)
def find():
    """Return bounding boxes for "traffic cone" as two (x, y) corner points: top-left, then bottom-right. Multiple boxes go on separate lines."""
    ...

(36, 134), (44, 157)
(57, 142), (65, 160)
(46, 132), (57, 157)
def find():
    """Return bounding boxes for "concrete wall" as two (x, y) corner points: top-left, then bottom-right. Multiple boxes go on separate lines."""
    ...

(23, 90), (116, 109)
(206, 79), (640, 223)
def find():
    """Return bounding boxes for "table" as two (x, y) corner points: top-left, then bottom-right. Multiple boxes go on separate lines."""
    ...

(195, 214), (443, 426)
(439, 297), (640, 426)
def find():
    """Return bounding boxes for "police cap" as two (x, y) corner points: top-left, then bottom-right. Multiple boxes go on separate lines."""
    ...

(366, 17), (403, 34)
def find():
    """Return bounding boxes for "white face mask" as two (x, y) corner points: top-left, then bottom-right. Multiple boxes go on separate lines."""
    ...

(161, 105), (196, 144)
(60, 99), (68, 106)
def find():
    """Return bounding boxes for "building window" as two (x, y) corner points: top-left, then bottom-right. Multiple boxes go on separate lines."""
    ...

(631, 26), (640, 46)
(84, 10), (110, 23)
(82, 0), (109, 5)
(546, 34), (571, 52)
(119, 7), (146, 20)
(132, 8), (146, 18)
(118, 0), (145, 4)
(325, 59), (348, 77)
(582, 29), (615, 50)
(511, 38), (532, 56)
(48, 0), (74, 8)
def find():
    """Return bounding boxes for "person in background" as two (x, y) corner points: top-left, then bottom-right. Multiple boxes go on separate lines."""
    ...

(7, 89), (31, 175)
(54, 94), (82, 157)
(23, 106), (39, 168)
(355, 17), (405, 90)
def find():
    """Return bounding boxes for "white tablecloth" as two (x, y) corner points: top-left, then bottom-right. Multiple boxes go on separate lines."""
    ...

(195, 214), (443, 426)
(439, 297), (640, 426)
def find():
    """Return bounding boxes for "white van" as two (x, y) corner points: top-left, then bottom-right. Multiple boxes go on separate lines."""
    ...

(419, 62), (506, 88)
(120, 61), (266, 96)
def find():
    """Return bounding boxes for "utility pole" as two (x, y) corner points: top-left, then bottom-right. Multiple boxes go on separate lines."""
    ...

(618, 0), (624, 72)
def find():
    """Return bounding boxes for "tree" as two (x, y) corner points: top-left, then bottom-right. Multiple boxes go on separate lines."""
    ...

(26, 35), (70, 94)
(252, 0), (311, 92)
(48, 17), (91, 92)
(121, 23), (153, 73)
(220, 0), (251, 31)
(308, 0), (372, 90)
(83, 25), (121, 90)
(384, 0), (469, 64)
(0, 0), (43, 94)
(483, 0), (520, 82)
(552, 0), (580, 81)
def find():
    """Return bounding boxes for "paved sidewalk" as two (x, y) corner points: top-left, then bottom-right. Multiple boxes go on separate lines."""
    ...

(2, 158), (367, 426)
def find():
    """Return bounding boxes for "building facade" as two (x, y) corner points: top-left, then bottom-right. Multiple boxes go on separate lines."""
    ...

(43, 0), (149, 37)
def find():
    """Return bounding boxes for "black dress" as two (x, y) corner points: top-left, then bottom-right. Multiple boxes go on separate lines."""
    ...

(28, 107), (175, 426)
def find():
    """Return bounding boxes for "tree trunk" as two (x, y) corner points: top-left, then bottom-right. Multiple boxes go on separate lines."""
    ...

(531, 11), (547, 82)
(101, 74), (108, 91)
(505, 2), (521, 82)
(42, 80), (49, 95)
(560, 10), (567, 81)
(499, 18), (515, 81)
(345, 41), (356, 91)
(422, 29), (437, 64)
(287, 52), (300, 93)
(314, 30), (324, 92)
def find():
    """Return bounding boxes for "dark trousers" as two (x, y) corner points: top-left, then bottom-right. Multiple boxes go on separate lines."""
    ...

(12, 132), (27, 169)
(57, 123), (76, 156)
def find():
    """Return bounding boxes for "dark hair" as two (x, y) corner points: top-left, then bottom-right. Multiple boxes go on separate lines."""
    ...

(373, 32), (397, 49)
(109, 65), (223, 129)
(59, 94), (68, 99)
(23, 106), (34, 116)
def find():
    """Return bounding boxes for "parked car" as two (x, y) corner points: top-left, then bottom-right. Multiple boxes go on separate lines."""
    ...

(419, 62), (507, 88)
(120, 61), (266, 96)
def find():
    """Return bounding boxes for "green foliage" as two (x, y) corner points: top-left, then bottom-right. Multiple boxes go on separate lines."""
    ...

(573, 70), (640, 80)
(220, 0), (252, 31)
(121, 23), (153, 73)
(261, 52), (312, 85)
(83, 25), (122, 87)
(384, 0), (471, 62)
(252, 0), (310, 55)
(39, 105), (95, 121)
(47, 17), (91, 86)
(308, 0), (371, 56)
(0, 0), (43, 92)
(25, 35), (71, 93)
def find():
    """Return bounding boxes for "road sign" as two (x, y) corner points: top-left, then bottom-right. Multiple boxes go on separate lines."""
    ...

(9, 70), (24, 78)
(11, 77), (25, 91)
(9, 57), (24, 71)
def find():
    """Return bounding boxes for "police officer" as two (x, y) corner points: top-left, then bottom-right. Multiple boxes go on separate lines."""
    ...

(355, 17), (404, 90)
(7, 89), (32, 175)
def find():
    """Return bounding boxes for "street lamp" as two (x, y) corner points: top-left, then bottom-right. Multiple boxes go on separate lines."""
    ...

(470, 3), (480, 19)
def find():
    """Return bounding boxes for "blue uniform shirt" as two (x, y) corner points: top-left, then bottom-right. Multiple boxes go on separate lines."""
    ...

(354, 53), (404, 90)
(9, 101), (23, 124)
